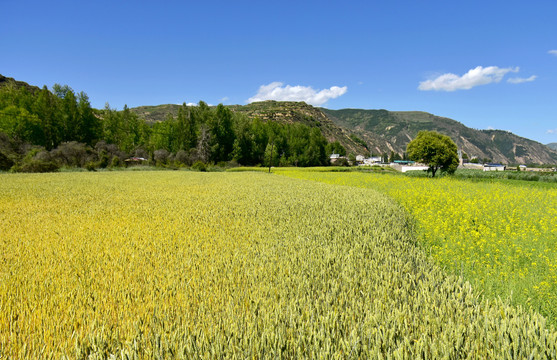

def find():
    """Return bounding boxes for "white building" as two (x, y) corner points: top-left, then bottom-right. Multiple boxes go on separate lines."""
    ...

(362, 156), (383, 165)
(483, 164), (506, 171)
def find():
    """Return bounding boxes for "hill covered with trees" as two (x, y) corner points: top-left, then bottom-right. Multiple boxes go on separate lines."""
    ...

(0, 76), (337, 172)
(2, 74), (556, 172)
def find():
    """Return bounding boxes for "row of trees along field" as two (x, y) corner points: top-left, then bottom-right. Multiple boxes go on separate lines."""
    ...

(0, 83), (339, 171)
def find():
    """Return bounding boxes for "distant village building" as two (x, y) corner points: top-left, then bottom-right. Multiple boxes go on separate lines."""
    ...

(483, 163), (506, 171)
(360, 156), (383, 166)
(330, 153), (349, 165)
(392, 160), (415, 165)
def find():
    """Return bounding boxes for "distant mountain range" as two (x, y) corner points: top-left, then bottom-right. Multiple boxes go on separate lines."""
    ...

(132, 101), (557, 165)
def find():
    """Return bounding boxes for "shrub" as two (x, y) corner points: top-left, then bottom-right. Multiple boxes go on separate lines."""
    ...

(17, 159), (60, 173)
(154, 149), (170, 166)
(110, 156), (121, 168)
(191, 161), (207, 172)
(50, 141), (93, 168)
(0, 151), (14, 171)
(85, 162), (97, 171)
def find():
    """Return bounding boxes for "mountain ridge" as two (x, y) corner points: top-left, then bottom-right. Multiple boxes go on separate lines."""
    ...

(321, 107), (557, 164)
(130, 101), (557, 165)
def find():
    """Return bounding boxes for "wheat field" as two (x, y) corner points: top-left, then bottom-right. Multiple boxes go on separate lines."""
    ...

(276, 168), (557, 326)
(1, 171), (555, 359)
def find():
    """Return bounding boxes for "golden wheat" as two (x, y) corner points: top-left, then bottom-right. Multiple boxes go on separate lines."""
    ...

(0, 171), (555, 359)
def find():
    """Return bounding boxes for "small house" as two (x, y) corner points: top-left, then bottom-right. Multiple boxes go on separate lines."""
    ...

(483, 163), (506, 171)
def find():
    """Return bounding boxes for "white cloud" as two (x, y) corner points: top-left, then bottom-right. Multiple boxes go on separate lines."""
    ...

(486, 126), (495, 130)
(418, 66), (519, 91)
(248, 82), (348, 106)
(548, 50), (557, 56)
(547, 128), (557, 134)
(182, 102), (215, 106)
(507, 75), (537, 84)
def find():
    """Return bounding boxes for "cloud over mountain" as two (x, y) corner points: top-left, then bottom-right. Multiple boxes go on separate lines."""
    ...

(248, 82), (347, 106)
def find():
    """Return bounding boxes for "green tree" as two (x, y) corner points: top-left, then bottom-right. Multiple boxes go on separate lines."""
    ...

(209, 104), (235, 162)
(304, 127), (328, 166)
(34, 86), (61, 150)
(326, 141), (346, 156)
(175, 103), (197, 151)
(150, 115), (175, 152)
(232, 115), (255, 165)
(76, 92), (101, 145)
(0, 105), (42, 143)
(264, 140), (278, 168)
(251, 118), (269, 164)
(102, 103), (123, 146)
(406, 130), (459, 177)
(389, 151), (402, 163)
(120, 105), (142, 152)
(53, 84), (79, 142)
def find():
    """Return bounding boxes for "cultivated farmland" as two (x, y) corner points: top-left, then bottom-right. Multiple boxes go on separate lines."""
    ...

(0, 171), (556, 358)
(277, 168), (557, 327)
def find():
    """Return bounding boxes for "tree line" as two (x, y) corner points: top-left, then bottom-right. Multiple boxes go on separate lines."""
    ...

(0, 83), (341, 172)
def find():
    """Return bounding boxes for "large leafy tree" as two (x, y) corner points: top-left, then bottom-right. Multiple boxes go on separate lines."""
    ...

(406, 130), (459, 177)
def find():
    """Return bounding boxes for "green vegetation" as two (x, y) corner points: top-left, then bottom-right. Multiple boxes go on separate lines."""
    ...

(3, 75), (556, 171)
(1, 171), (556, 358)
(0, 82), (333, 172)
(349, 133), (368, 148)
(406, 130), (459, 177)
(451, 169), (557, 184)
(276, 168), (557, 327)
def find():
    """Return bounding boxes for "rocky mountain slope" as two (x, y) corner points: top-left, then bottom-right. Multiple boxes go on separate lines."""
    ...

(228, 101), (367, 155)
(321, 108), (557, 164)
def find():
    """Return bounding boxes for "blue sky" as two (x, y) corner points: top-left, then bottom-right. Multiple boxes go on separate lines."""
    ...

(2, 0), (556, 144)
